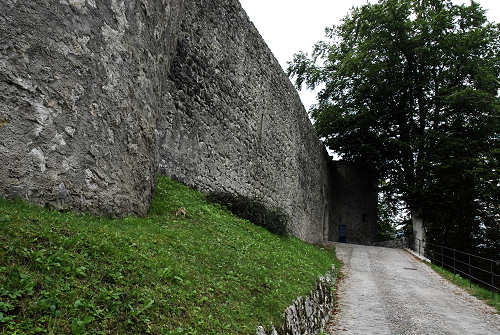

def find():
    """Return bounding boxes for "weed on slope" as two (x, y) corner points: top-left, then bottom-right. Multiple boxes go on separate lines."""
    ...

(0, 177), (337, 334)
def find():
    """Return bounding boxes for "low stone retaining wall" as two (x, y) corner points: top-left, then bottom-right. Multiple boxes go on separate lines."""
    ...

(373, 238), (407, 249)
(256, 265), (337, 335)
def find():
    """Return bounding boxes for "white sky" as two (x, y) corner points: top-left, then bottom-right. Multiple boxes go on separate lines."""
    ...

(239, 0), (500, 111)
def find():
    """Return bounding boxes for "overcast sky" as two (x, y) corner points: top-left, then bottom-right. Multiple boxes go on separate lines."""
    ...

(239, 0), (500, 111)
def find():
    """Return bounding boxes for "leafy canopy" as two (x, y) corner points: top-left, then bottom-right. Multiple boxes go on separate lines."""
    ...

(289, 0), (499, 252)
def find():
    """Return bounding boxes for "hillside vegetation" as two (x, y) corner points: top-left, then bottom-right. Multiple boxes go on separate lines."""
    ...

(0, 177), (338, 334)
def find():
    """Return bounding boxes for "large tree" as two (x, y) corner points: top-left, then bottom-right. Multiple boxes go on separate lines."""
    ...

(289, 0), (500, 253)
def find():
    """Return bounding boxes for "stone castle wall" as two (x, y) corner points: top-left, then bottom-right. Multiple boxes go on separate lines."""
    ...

(0, 0), (377, 245)
(159, 0), (334, 242)
(0, 0), (184, 216)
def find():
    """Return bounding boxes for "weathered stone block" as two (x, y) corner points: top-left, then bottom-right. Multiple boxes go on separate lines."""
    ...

(0, 0), (184, 216)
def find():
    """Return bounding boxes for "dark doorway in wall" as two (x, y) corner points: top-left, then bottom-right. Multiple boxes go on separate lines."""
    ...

(330, 161), (378, 244)
(339, 224), (347, 243)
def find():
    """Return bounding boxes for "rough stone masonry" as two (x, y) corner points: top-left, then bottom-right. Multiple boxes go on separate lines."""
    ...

(0, 0), (377, 244)
(257, 265), (337, 335)
(159, 0), (335, 243)
(0, 0), (183, 216)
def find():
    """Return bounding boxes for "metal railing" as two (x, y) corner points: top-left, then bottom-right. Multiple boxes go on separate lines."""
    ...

(410, 237), (500, 295)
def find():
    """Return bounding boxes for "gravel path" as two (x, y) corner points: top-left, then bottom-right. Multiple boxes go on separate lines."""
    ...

(325, 243), (500, 335)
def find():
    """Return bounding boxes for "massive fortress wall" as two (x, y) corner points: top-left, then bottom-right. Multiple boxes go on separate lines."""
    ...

(159, 0), (334, 242)
(0, 0), (184, 216)
(0, 0), (361, 244)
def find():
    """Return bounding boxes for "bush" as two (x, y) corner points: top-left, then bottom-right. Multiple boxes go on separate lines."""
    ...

(206, 192), (289, 236)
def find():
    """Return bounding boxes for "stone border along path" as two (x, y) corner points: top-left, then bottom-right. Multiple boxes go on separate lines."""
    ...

(257, 265), (337, 335)
(325, 243), (500, 335)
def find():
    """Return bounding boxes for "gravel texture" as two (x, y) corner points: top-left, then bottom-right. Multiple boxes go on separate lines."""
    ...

(326, 243), (500, 335)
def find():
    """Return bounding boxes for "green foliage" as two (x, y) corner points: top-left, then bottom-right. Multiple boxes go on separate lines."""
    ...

(0, 177), (337, 334)
(288, 0), (500, 253)
(376, 219), (397, 242)
(206, 192), (289, 236)
(376, 191), (402, 241)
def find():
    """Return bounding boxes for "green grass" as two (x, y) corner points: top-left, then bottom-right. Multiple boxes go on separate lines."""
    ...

(0, 177), (338, 334)
(427, 262), (500, 312)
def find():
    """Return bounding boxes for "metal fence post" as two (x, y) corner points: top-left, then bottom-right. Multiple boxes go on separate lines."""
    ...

(468, 254), (472, 288)
(453, 249), (456, 276)
(492, 262), (495, 298)
(441, 245), (444, 267)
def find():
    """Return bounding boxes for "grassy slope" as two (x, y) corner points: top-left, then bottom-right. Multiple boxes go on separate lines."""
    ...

(0, 177), (338, 335)
(427, 263), (500, 312)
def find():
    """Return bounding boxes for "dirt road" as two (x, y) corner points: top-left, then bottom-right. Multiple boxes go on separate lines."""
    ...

(326, 243), (500, 335)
